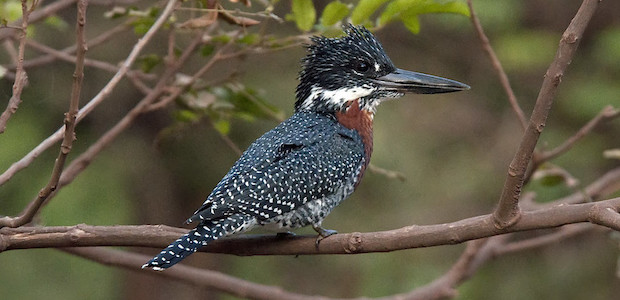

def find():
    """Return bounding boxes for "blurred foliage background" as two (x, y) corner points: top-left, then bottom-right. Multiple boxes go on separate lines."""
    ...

(1, 0), (620, 299)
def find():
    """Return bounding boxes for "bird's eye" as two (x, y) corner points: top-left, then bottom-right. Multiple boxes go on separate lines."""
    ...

(354, 60), (370, 73)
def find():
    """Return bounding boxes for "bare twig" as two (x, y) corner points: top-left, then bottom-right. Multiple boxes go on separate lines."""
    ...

(538, 105), (620, 162)
(5, 22), (131, 72)
(23, 39), (153, 80)
(493, 0), (600, 228)
(0, 0), (33, 134)
(494, 224), (595, 255)
(466, 0), (527, 130)
(368, 164), (406, 182)
(0, 0), (179, 187)
(0, 0), (88, 228)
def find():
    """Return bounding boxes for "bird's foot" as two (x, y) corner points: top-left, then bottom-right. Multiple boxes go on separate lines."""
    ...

(312, 225), (337, 248)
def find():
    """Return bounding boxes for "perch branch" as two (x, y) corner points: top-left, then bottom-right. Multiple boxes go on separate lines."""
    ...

(3, 197), (620, 255)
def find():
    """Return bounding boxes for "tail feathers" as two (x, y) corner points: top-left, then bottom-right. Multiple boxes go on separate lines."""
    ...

(142, 215), (255, 270)
(142, 225), (216, 270)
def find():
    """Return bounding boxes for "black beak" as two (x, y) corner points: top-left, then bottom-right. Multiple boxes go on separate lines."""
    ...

(372, 68), (470, 94)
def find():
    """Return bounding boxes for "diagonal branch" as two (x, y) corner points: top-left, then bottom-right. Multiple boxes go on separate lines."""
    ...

(0, 0), (88, 228)
(493, 0), (600, 228)
(538, 105), (620, 162)
(466, 0), (527, 130)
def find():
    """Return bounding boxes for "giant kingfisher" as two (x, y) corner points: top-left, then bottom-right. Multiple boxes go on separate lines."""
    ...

(143, 24), (469, 270)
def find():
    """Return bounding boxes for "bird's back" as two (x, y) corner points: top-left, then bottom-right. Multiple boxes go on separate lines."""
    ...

(187, 111), (367, 230)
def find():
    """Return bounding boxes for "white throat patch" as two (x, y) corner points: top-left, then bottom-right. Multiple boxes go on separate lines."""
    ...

(300, 85), (376, 110)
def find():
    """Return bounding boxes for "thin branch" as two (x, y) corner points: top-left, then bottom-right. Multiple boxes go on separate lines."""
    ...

(0, 0), (88, 228)
(542, 166), (620, 208)
(538, 105), (620, 162)
(23, 38), (154, 80)
(4, 22), (131, 72)
(3, 197), (620, 255)
(61, 247), (323, 300)
(494, 224), (595, 255)
(0, 0), (32, 134)
(493, 0), (600, 228)
(0, 0), (179, 187)
(368, 164), (406, 182)
(466, 0), (527, 130)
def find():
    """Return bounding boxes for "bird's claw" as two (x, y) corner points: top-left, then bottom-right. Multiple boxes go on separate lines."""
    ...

(313, 226), (338, 248)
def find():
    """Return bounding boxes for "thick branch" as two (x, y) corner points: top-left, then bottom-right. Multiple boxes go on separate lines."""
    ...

(2, 197), (620, 255)
(493, 0), (600, 228)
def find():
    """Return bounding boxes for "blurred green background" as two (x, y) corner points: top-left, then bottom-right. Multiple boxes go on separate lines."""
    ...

(1, 0), (620, 299)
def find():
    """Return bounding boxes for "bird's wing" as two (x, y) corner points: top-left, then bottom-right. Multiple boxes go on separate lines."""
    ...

(187, 112), (365, 224)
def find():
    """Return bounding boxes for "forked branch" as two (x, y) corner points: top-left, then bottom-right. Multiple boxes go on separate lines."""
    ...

(493, 0), (600, 228)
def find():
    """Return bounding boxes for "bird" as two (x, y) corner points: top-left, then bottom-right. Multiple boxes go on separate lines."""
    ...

(142, 24), (469, 271)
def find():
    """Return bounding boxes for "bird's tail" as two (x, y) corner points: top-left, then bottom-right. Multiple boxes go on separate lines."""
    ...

(142, 215), (254, 270)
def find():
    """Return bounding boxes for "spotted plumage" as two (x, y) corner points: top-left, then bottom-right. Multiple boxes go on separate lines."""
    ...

(142, 24), (469, 270)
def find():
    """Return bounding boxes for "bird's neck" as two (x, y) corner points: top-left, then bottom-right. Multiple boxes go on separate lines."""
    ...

(335, 99), (374, 179)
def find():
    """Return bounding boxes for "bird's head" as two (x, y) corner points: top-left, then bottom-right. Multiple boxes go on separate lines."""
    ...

(295, 24), (469, 114)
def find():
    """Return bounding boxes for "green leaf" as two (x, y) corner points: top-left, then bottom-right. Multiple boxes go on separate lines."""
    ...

(401, 13), (420, 33)
(137, 54), (162, 73)
(351, 0), (390, 25)
(237, 33), (260, 45)
(289, 0), (316, 31)
(320, 1), (350, 27)
(2, 1), (22, 23)
(200, 44), (215, 57)
(213, 119), (231, 135)
(174, 109), (199, 123)
(44, 15), (69, 31)
(379, 0), (470, 33)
